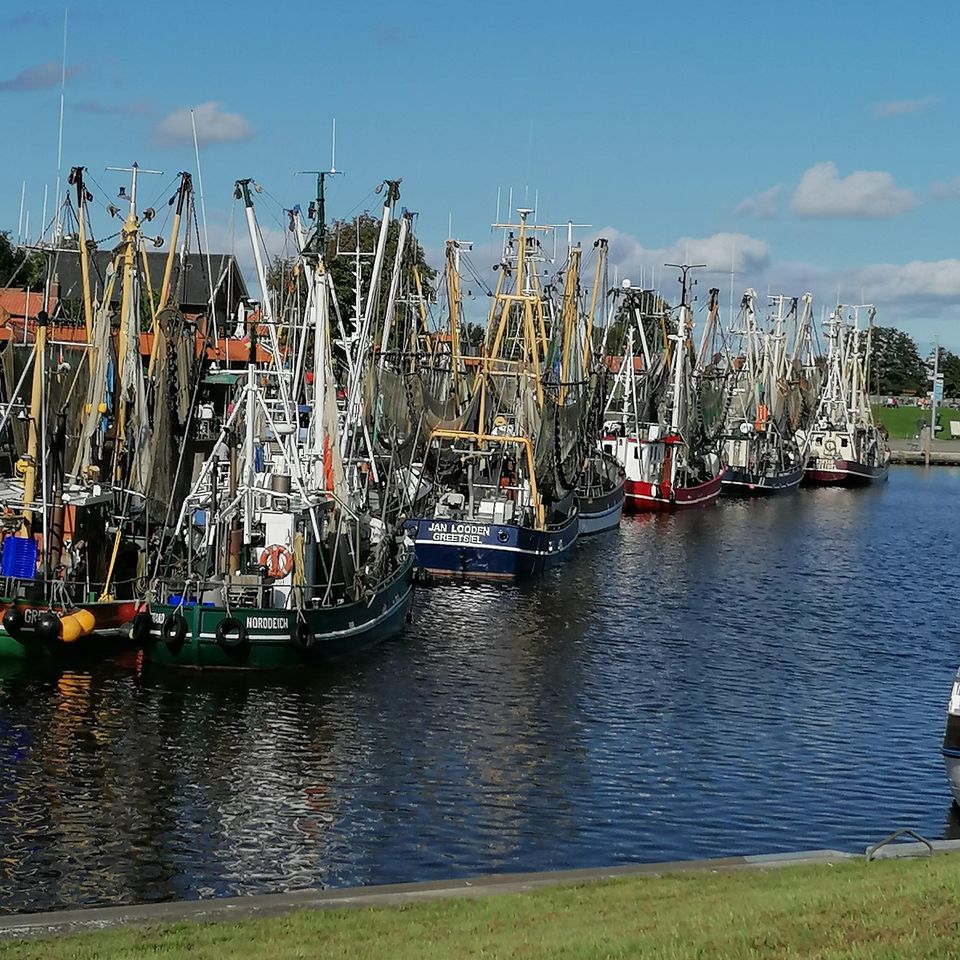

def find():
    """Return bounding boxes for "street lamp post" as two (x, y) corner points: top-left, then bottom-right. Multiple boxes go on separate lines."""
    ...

(927, 337), (942, 468)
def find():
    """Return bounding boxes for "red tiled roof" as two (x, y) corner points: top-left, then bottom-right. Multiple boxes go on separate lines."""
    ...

(0, 288), (56, 321)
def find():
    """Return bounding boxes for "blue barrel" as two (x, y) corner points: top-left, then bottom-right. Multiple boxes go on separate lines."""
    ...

(1, 537), (38, 580)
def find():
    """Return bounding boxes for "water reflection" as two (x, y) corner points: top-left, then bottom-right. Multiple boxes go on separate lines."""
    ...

(0, 467), (957, 913)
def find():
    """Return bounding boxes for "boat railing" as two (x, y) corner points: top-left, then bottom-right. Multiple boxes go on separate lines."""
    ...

(151, 557), (409, 610)
(0, 573), (142, 605)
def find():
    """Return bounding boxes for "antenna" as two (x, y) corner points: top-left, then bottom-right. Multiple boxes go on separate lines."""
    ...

(448, 211), (452, 240)
(53, 8), (68, 242)
(729, 240), (736, 327)
(105, 162), (162, 218)
(17, 181), (26, 242)
(331, 117), (337, 174)
(190, 109), (218, 347)
(664, 262), (707, 307)
(495, 186), (501, 223)
(296, 163), (343, 250)
(40, 183), (48, 244)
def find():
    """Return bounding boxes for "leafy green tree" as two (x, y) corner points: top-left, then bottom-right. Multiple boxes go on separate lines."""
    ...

(265, 216), (437, 345)
(0, 231), (47, 291)
(324, 214), (436, 330)
(870, 325), (925, 395)
(937, 347), (960, 398)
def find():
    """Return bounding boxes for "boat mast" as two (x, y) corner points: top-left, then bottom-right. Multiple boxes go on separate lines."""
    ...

(67, 166), (95, 358)
(558, 246), (581, 402)
(664, 263), (705, 434)
(106, 163), (160, 481)
(445, 240), (463, 399)
(583, 238), (607, 370)
(17, 311), (47, 539)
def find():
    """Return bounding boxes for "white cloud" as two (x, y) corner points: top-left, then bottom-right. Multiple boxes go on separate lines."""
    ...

(790, 161), (916, 218)
(734, 184), (783, 219)
(871, 96), (938, 118)
(154, 101), (253, 147)
(930, 177), (960, 200)
(594, 226), (960, 346)
(201, 216), (291, 290)
(602, 228), (770, 288)
(0, 59), (86, 91)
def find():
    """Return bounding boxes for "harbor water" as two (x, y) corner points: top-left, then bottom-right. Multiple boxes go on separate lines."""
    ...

(0, 465), (956, 914)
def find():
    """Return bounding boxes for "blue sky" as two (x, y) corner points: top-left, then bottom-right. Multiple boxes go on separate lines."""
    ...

(1, 0), (958, 349)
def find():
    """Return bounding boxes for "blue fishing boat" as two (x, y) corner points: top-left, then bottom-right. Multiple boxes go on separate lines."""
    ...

(406, 210), (587, 579)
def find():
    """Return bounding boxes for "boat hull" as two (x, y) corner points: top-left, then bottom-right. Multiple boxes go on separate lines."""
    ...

(944, 713), (960, 805)
(144, 553), (414, 669)
(720, 464), (805, 497)
(577, 478), (625, 535)
(408, 510), (579, 579)
(803, 457), (889, 487)
(0, 599), (138, 660)
(623, 471), (724, 513)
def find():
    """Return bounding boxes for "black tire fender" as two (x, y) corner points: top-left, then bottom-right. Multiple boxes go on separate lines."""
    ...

(162, 612), (188, 649)
(215, 617), (247, 650)
(292, 619), (315, 651)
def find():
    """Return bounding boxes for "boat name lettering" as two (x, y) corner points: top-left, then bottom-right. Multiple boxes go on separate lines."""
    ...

(151, 612), (165, 624)
(427, 522), (490, 536)
(429, 531), (484, 544)
(23, 608), (46, 624)
(246, 616), (288, 630)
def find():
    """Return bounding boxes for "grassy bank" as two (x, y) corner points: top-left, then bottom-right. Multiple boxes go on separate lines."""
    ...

(872, 404), (960, 439)
(4, 855), (960, 959)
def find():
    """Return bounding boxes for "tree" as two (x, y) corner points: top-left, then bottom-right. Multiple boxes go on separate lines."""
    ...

(264, 216), (437, 342)
(869, 325), (925, 395)
(0, 231), (47, 291)
(325, 214), (436, 328)
(937, 347), (960, 398)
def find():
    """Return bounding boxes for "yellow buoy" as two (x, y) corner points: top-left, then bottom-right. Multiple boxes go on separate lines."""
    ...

(60, 608), (96, 643)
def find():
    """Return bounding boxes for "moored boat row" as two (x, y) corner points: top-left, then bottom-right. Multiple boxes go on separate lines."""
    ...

(0, 164), (890, 667)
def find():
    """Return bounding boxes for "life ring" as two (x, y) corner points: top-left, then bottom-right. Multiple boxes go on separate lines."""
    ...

(823, 438), (837, 455)
(216, 617), (247, 650)
(259, 544), (294, 580)
(162, 612), (188, 649)
(292, 620), (315, 651)
(131, 611), (153, 646)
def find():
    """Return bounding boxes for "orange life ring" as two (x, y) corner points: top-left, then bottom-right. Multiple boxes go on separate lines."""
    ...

(259, 544), (294, 579)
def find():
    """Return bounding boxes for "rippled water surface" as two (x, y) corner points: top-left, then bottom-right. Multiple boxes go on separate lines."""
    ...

(1, 466), (958, 913)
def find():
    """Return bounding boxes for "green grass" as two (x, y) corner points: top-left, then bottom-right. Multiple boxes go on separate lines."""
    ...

(872, 404), (960, 439)
(5, 856), (960, 959)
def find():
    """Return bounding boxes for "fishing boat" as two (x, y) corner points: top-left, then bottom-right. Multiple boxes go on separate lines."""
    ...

(406, 210), (585, 578)
(720, 292), (817, 497)
(143, 175), (414, 667)
(0, 164), (194, 659)
(576, 451), (625, 534)
(603, 268), (725, 512)
(574, 238), (624, 534)
(800, 304), (890, 486)
(942, 668), (960, 806)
